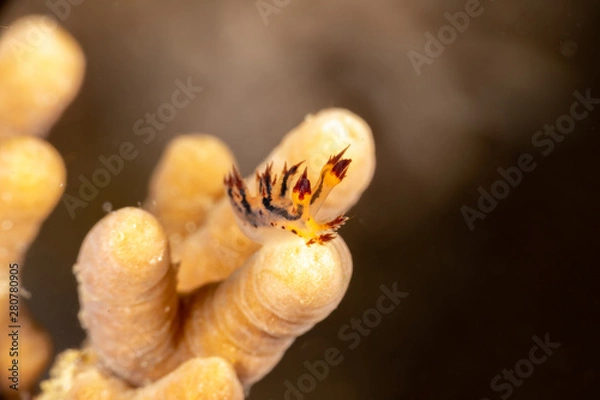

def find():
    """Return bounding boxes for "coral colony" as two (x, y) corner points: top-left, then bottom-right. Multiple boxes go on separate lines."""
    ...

(0, 15), (84, 399)
(37, 108), (375, 399)
(1, 14), (376, 400)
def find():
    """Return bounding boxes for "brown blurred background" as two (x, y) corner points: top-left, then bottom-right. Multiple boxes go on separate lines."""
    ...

(2, 0), (599, 398)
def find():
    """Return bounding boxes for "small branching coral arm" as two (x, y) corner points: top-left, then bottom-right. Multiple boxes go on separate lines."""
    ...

(0, 137), (64, 397)
(224, 145), (352, 246)
(145, 135), (235, 261)
(0, 15), (84, 398)
(0, 15), (85, 137)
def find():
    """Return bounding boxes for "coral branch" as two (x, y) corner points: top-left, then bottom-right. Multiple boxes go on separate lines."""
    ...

(0, 15), (84, 396)
(0, 136), (66, 261)
(0, 15), (85, 138)
(145, 134), (235, 261)
(176, 200), (259, 293)
(181, 237), (352, 385)
(259, 109), (376, 221)
(39, 350), (243, 400)
(176, 108), (375, 291)
(75, 208), (181, 385)
(0, 136), (65, 396)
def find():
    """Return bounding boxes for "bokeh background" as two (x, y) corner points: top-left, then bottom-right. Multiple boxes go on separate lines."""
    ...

(1, 0), (599, 398)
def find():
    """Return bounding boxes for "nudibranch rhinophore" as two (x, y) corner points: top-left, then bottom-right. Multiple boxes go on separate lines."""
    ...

(224, 146), (352, 245)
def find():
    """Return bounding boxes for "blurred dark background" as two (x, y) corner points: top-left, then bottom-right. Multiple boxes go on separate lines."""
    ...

(2, 0), (599, 399)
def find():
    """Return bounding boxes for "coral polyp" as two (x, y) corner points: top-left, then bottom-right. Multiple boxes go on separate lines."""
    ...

(225, 146), (352, 245)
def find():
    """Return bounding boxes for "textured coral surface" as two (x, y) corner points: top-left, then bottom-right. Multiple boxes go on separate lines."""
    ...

(0, 15), (84, 399)
(39, 108), (375, 399)
(1, 11), (378, 400)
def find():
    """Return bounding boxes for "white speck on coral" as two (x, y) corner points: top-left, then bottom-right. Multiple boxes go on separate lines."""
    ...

(322, 119), (346, 138)
(102, 202), (113, 213)
(1, 220), (13, 230)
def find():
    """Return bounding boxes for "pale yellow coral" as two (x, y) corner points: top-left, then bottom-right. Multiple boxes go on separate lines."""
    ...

(39, 109), (375, 398)
(0, 136), (66, 261)
(181, 236), (352, 385)
(74, 207), (181, 385)
(0, 126), (65, 399)
(0, 15), (84, 398)
(145, 134), (236, 261)
(176, 108), (375, 292)
(0, 15), (85, 138)
(39, 349), (244, 400)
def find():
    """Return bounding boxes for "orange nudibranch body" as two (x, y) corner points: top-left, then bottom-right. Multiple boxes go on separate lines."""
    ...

(224, 146), (352, 245)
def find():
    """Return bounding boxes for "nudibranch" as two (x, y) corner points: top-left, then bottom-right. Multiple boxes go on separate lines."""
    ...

(224, 146), (352, 245)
